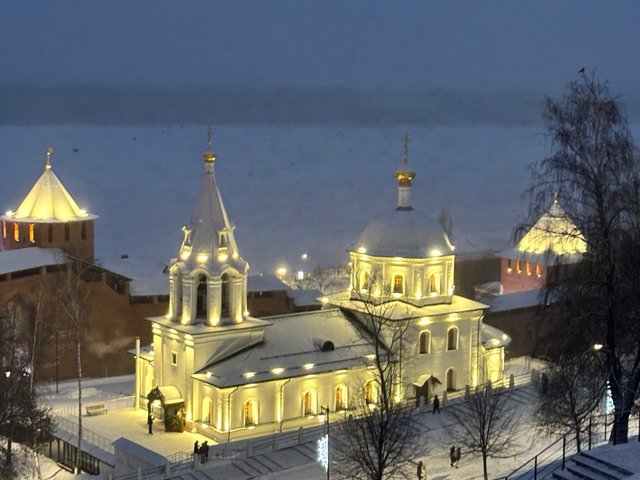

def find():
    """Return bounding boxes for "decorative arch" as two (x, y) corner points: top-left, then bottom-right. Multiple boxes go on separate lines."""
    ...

(419, 331), (431, 354)
(202, 397), (213, 425)
(335, 385), (348, 411)
(196, 273), (208, 318)
(446, 368), (456, 391)
(427, 273), (440, 295)
(303, 390), (317, 416)
(364, 381), (378, 405)
(447, 327), (459, 351)
(243, 399), (258, 426)
(220, 272), (231, 318)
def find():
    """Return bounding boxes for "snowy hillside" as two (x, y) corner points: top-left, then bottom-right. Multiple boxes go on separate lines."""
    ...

(1, 124), (638, 274)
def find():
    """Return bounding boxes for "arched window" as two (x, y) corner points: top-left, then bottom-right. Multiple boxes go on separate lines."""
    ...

(196, 274), (208, 318)
(392, 275), (404, 294)
(447, 327), (458, 351)
(64, 223), (70, 241)
(525, 262), (532, 276)
(446, 368), (455, 391)
(244, 399), (258, 426)
(174, 271), (183, 317)
(13, 223), (19, 242)
(419, 331), (430, 354)
(202, 398), (213, 425)
(362, 271), (370, 290)
(303, 391), (316, 415)
(535, 264), (542, 277)
(220, 273), (230, 318)
(515, 260), (521, 273)
(28, 224), (35, 243)
(428, 273), (439, 295)
(364, 381), (378, 405)
(335, 385), (348, 411)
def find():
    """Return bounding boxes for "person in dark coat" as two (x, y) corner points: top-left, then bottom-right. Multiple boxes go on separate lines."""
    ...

(203, 441), (209, 461)
(199, 444), (206, 463)
(449, 446), (456, 467)
(147, 413), (154, 435)
(193, 440), (199, 458)
(432, 395), (440, 414)
(454, 447), (461, 468)
(416, 460), (426, 480)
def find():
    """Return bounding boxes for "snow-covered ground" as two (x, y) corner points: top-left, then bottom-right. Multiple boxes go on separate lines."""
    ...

(3, 123), (620, 276)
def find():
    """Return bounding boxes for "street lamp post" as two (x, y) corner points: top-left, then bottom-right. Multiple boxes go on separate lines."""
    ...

(320, 405), (330, 480)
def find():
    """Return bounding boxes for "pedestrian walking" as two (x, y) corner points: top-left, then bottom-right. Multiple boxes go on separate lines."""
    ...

(454, 447), (461, 468)
(199, 444), (206, 463)
(147, 413), (154, 435)
(416, 460), (426, 480)
(193, 440), (199, 460)
(432, 395), (440, 414)
(449, 446), (456, 467)
(203, 441), (209, 461)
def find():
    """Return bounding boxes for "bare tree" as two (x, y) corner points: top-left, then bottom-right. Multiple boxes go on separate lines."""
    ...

(536, 354), (605, 452)
(521, 72), (640, 443)
(0, 304), (53, 479)
(332, 272), (424, 480)
(294, 265), (348, 295)
(56, 254), (92, 474)
(447, 385), (520, 480)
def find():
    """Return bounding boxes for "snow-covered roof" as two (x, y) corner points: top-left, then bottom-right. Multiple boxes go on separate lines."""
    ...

(326, 291), (488, 320)
(0, 247), (66, 275)
(247, 274), (288, 292)
(355, 208), (453, 258)
(193, 309), (376, 388)
(516, 198), (586, 257)
(478, 290), (543, 313)
(2, 157), (97, 223)
(481, 323), (511, 349)
(289, 288), (323, 307)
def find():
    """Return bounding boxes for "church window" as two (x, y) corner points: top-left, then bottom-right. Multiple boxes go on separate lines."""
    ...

(392, 275), (404, 294)
(303, 391), (316, 415)
(362, 271), (370, 290)
(81, 222), (87, 240)
(419, 331), (431, 354)
(64, 223), (70, 241)
(13, 223), (19, 242)
(171, 351), (178, 366)
(2, 221), (5, 239)
(29, 224), (35, 243)
(47, 225), (53, 243)
(447, 327), (458, 351)
(173, 271), (183, 317)
(202, 398), (213, 425)
(244, 400), (258, 426)
(446, 368), (456, 391)
(364, 381), (378, 405)
(428, 273), (439, 295)
(196, 275), (208, 318)
(221, 274), (230, 318)
(335, 385), (347, 411)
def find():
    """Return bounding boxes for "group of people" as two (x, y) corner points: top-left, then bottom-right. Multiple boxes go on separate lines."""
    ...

(449, 446), (462, 468)
(194, 440), (210, 463)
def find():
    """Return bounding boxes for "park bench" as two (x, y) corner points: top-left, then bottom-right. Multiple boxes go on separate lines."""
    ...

(85, 404), (107, 416)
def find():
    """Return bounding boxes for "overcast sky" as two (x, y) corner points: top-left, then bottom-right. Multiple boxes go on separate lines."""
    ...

(1, 1), (638, 93)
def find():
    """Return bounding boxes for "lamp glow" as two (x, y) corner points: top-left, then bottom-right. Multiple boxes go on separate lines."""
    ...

(272, 367), (285, 375)
(303, 363), (315, 370)
(196, 254), (208, 263)
(217, 253), (228, 262)
(243, 372), (256, 379)
(357, 247), (367, 254)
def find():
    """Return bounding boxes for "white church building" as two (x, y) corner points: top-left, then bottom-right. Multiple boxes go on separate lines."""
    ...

(133, 133), (510, 442)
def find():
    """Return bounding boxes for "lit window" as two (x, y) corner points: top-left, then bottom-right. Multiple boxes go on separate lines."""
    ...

(392, 275), (404, 294)
(362, 271), (370, 290)
(244, 400), (258, 426)
(364, 381), (378, 405)
(13, 223), (19, 242)
(535, 264), (542, 277)
(515, 260), (521, 273)
(447, 327), (458, 351)
(419, 331), (431, 354)
(171, 351), (178, 366)
(303, 391), (316, 415)
(29, 224), (35, 243)
(525, 262), (532, 276)
(335, 385), (347, 411)
(506, 259), (512, 273)
(2, 221), (5, 239)
(428, 274), (439, 295)
(446, 368), (455, 391)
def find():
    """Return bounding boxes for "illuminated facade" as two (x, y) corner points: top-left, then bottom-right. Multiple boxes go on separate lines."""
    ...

(1, 147), (97, 262)
(135, 133), (510, 441)
(500, 195), (587, 294)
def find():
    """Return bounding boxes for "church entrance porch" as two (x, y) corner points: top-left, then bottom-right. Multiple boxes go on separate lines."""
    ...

(413, 374), (441, 407)
(147, 386), (186, 432)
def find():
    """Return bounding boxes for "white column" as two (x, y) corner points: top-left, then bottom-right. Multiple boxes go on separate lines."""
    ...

(135, 337), (141, 409)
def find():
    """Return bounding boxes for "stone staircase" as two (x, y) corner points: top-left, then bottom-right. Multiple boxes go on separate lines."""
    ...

(552, 451), (633, 480)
